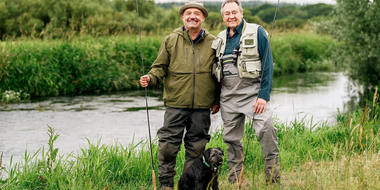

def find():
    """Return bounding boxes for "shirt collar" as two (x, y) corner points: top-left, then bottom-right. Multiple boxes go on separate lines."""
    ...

(227, 19), (245, 38)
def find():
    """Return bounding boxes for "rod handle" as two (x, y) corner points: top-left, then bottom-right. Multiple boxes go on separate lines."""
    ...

(153, 169), (157, 190)
(238, 165), (245, 189)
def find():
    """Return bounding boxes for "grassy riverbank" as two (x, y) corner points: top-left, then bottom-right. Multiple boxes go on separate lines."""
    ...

(1, 92), (378, 189)
(0, 32), (338, 101)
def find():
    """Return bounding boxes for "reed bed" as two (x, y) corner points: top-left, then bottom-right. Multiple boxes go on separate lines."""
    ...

(1, 32), (337, 101)
(0, 89), (378, 189)
(0, 35), (162, 98)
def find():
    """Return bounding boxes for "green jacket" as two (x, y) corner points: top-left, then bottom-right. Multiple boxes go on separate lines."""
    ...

(147, 27), (220, 109)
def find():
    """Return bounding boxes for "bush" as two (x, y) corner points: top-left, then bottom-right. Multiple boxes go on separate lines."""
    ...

(327, 0), (380, 87)
(271, 32), (336, 75)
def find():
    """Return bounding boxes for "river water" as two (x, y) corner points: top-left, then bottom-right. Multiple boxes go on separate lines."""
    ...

(0, 72), (357, 170)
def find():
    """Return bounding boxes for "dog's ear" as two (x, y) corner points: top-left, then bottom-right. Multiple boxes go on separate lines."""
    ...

(203, 148), (211, 158)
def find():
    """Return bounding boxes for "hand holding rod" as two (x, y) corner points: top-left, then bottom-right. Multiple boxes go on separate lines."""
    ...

(135, 0), (157, 189)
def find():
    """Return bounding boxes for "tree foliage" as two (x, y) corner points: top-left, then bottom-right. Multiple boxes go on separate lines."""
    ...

(0, 0), (334, 40)
(329, 0), (380, 87)
(248, 3), (330, 28)
(300, 3), (333, 19)
(0, 0), (162, 39)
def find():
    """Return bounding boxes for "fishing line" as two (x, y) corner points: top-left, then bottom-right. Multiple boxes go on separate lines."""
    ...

(239, 0), (280, 188)
(135, 0), (157, 189)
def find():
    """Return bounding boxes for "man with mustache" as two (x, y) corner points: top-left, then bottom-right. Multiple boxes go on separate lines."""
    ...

(139, 0), (220, 189)
(211, 0), (281, 186)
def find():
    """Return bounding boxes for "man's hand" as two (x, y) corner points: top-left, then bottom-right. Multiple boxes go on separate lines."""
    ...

(140, 75), (150, 87)
(253, 98), (267, 114)
(211, 105), (220, 114)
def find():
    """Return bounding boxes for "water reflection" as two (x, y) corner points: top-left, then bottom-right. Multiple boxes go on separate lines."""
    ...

(271, 72), (355, 125)
(273, 71), (339, 93)
(0, 72), (358, 170)
(0, 91), (167, 171)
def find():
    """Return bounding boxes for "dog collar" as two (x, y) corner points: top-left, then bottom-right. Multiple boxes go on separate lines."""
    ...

(203, 156), (218, 172)
(202, 156), (211, 167)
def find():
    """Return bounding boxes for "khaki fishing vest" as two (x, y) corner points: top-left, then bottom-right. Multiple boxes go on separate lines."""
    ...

(212, 23), (264, 82)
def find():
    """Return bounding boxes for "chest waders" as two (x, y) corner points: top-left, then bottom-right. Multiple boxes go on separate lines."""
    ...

(212, 1), (280, 188)
(135, 0), (157, 189)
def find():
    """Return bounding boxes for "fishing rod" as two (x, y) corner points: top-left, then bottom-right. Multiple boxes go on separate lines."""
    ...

(135, 0), (157, 189)
(238, 0), (280, 188)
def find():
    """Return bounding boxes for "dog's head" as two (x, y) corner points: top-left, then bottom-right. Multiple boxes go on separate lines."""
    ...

(203, 147), (224, 171)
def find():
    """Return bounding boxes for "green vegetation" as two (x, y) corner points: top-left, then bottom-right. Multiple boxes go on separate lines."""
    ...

(0, 32), (337, 100)
(0, 36), (161, 99)
(310, 0), (380, 88)
(271, 31), (337, 75)
(0, 0), (333, 39)
(0, 89), (378, 189)
(325, 0), (380, 88)
(1, 0), (379, 189)
(0, 0), (339, 102)
(0, 90), (30, 103)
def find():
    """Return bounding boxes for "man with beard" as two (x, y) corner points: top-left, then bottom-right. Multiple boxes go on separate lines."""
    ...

(139, 0), (220, 189)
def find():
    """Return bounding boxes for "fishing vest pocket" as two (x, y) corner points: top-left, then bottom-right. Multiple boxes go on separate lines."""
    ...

(211, 37), (223, 57)
(239, 60), (261, 78)
(240, 35), (258, 57)
(212, 37), (224, 81)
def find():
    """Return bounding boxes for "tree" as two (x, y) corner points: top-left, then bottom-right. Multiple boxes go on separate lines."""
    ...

(125, 0), (155, 18)
(250, 3), (274, 16)
(300, 3), (333, 19)
(329, 0), (380, 87)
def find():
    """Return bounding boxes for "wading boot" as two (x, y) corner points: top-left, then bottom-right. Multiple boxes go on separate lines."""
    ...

(159, 176), (174, 190)
(228, 169), (243, 184)
(265, 157), (282, 188)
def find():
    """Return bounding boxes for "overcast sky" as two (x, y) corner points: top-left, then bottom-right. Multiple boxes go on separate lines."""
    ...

(155, 0), (336, 4)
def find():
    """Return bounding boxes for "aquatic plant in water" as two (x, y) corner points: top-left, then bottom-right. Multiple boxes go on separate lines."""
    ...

(0, 90), (30, 103)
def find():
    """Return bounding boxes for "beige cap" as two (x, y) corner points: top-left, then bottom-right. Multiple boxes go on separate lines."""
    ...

(178, 0), (208, 18)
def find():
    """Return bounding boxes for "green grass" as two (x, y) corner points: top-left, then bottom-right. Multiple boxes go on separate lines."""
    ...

(1, 90), (378, 189)
(1, 32), (338, 100)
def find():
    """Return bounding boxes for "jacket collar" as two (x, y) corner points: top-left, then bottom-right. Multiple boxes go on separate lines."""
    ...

(174, 27), (208, 44)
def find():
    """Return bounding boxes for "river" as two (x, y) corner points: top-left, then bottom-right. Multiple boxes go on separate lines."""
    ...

(0, 71), (357, 170)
